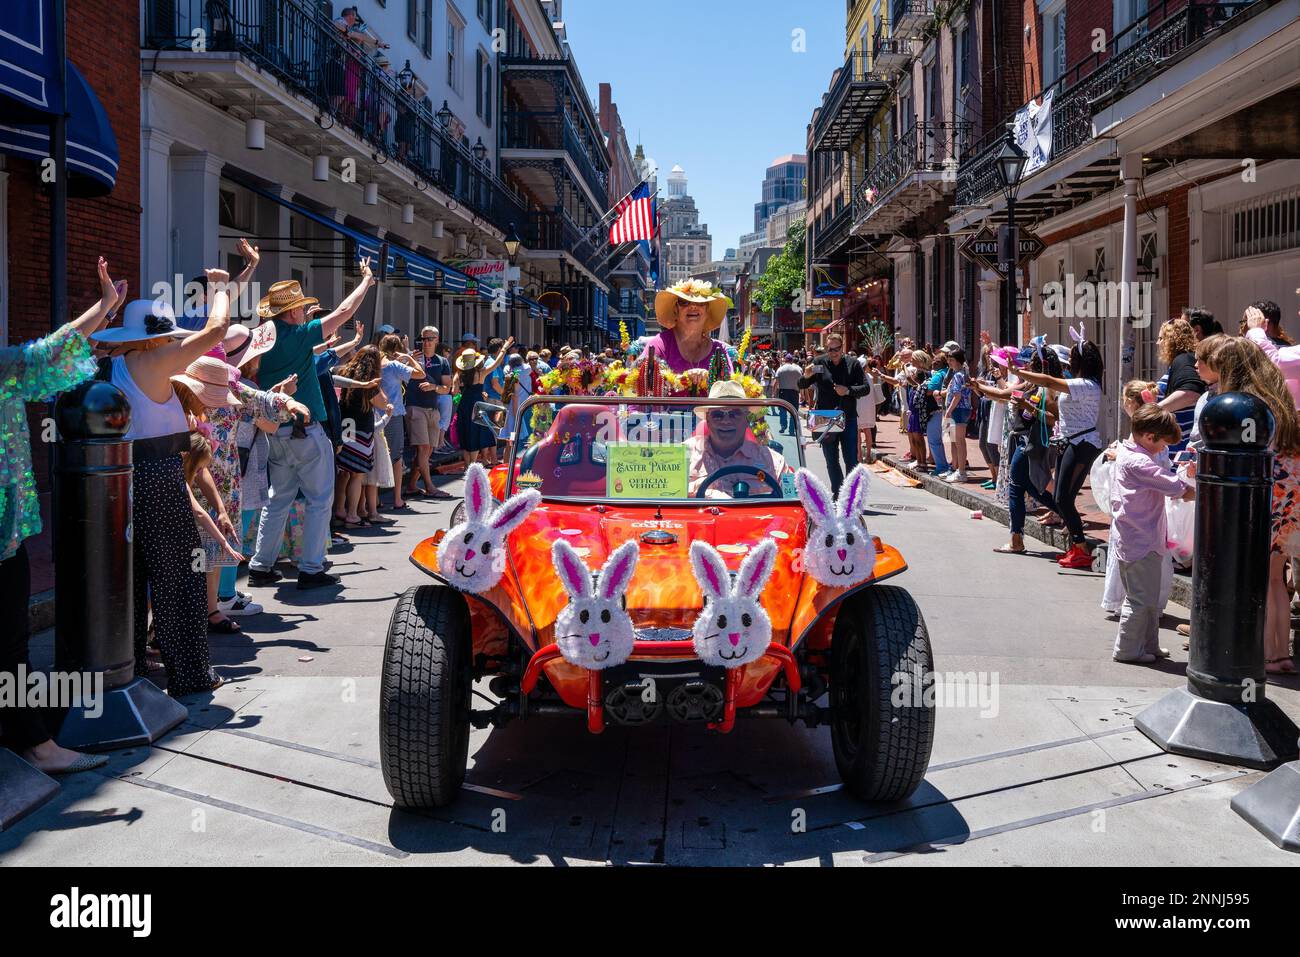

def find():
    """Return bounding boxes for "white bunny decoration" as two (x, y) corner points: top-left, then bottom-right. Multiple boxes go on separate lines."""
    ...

(436, 463), (541, 594)
(689, 539), (778, 668)
(795, 464), (874, 588)
(552, 539), (640, 670)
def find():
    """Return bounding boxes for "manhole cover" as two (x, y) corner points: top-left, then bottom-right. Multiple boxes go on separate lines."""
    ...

(865, 503), (928, 512)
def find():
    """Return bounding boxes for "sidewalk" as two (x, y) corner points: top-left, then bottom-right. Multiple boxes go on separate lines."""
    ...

(864, 412), (1193, 608)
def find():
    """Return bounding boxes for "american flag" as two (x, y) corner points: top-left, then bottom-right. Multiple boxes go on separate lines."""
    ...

(609, 183), (655, 245)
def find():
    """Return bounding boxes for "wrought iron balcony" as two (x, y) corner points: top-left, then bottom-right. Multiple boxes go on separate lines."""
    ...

(854, 121), (968, 227)
(813, 203), (854, 259)
(956, 0), (1256, 210)
(500, 110), (610, 209)
(524, 209), (609, 281)
(873, 23), (911, 73)
(892, 0), (936, 33)
(141, 0), (525, 232)
(812, 51), (889, 153)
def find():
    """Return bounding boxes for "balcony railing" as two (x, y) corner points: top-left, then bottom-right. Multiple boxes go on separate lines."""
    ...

(143, 0), (525, 232)
(524, 210), (609, 279)
(814, 203), (853, 257)
(855, 121), (969, 222)
(812, 51), (889, 152)
(501, 111), (610, 207)
(956, 0), (1256, 209)
(873, 23), (909, 69)
(892, 0), (936, 29)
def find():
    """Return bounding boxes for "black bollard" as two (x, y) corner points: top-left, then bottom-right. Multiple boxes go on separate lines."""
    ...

(1136, 392), (1299, 770)
(52, 380), (187, 751)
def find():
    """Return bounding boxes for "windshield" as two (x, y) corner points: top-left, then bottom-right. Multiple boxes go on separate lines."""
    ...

(509, 396), (806, 503)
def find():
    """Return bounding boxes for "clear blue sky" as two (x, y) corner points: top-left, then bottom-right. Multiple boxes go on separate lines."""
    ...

(560, 0), (844, 257)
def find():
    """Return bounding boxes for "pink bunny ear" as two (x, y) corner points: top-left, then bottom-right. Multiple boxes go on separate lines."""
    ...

(597, 540), (640, 601)
(689, 541), (728, 601)
(463, 463), (493, 524)
(1069, 322), (1086, 345)
(552, 539), (592, 600)
(795, 469), (833, 525)
(737, 539), (777, 600)
(837, 465), (872, 521)
(489, 488), (541, 537)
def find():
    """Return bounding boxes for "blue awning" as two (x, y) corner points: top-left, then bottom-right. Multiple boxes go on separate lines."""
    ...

(0, 0), (60, 115)
(237, 179), (475, 294)
(0, 60), (119, 196)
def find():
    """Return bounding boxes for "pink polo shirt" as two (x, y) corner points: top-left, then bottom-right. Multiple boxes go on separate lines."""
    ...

(1246, 328), (1300, 411)
(1111, 439), (1193, 563)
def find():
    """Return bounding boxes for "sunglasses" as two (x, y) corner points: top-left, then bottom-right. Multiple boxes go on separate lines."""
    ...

(706, 409), (746, 421)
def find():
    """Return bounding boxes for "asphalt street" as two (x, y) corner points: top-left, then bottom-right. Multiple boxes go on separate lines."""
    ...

(5, 411), (1300, 866)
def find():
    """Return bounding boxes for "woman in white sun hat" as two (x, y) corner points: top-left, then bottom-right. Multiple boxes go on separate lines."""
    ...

(644, 279), (735, 376)
(90, 269), (235, 697)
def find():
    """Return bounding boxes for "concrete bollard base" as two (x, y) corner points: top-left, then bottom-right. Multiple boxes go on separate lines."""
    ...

(56, 677), (188, 753)
(0, 749), (60, 832)
(1136, 687), (1299, 771)
(1232, 760), (1300, 852)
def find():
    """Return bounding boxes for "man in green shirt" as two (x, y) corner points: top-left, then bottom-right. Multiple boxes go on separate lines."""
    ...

(249, 259), (376, 589)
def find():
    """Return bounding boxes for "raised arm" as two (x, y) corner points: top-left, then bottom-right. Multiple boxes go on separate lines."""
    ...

(69, 256), (127, 340)
(319, 257), (377, 339)
(1246, 310), (1300, 381)
(1011, 368), (1071, 393)
(230, 238), (260, 304)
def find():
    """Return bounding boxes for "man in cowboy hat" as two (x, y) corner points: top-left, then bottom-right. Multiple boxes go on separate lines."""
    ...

(687, 381), (788, 498)
(247, 258), (377, 590)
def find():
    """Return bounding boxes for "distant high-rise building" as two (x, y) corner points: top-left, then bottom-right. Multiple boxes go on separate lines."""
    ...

(753, 154), (807, 233)
(662, 165), (712, 286)
(667, 164), (688, 199)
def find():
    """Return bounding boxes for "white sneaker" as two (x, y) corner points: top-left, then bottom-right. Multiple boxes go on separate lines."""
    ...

(217, 593), (263, 617)
(945, 470), (967, 483)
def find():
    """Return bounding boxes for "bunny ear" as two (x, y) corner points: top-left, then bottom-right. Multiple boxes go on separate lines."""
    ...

(552, 539), (592, 600)
(689, 541), (729, 601)
(795, 469), (833, 525)
(597, 540), (640, 601)
(736, 539), (777, 600)
(1069, 322), (1086, 345)
(837, 465), (872, 521)
(489, 488), (541, 537)
(463, 463), (493, 524)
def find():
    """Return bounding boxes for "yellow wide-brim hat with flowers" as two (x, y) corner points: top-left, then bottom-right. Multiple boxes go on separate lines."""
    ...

(654, 279), (731, 332)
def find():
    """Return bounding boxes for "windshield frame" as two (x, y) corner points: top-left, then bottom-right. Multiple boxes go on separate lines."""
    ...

(506, 394), (806, 505)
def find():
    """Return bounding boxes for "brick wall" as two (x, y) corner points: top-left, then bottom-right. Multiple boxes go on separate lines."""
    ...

(1064, 0), (1111, 74)
(8, 0), (141, 491)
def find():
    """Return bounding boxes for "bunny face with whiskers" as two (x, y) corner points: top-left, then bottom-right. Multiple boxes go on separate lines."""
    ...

(552, 539), (639, 670)
(796, 465), (874, 587)
(690, 539), (776, 668)
(436, 463), (541, 594)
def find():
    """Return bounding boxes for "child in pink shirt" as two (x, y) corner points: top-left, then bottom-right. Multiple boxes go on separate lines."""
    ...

(1111, 405), (1196, 663)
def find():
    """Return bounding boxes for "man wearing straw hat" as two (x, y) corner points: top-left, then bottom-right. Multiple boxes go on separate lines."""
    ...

(247, 258), (377, 590)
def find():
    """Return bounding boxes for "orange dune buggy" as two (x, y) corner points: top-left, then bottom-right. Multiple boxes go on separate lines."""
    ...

(380, 395), (935, 808)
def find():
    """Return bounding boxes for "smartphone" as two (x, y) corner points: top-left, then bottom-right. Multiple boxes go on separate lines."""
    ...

(1011, 390), (1025, 401)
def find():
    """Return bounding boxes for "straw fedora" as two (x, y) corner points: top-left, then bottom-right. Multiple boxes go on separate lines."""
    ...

(256, 280), (319, 319)
(455, 349), (488, 372)
(654, 280), (730, 331)
(223, 322), (278, 367)
(171, 356), (242, 409)
(90, 299), (189, 345)
(693, 379), (748, 418)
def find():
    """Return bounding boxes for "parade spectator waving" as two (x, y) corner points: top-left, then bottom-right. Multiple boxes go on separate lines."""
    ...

(1155, 318), (1205, 455)
(248, 258), (376, 590)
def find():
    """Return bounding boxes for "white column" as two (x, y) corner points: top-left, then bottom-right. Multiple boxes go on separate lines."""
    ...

(1119, 152), (1142, 433)
(260, 185), (294, 292)
(170, 151), (224, 286)
(314, 208), (347, 313)
(978, 273), (1001, 343)
(140, 129), (174, 297)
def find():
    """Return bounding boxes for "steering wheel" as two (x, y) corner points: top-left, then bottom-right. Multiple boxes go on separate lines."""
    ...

(694, 464), (784, 499)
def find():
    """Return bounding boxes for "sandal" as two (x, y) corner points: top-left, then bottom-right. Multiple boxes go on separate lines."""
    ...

(993, 544), (1027, 555)
(1265, 658), (1298, 675)
(207, 612), (242, 635)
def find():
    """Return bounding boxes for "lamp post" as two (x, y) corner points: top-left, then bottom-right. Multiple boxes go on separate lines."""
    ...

(504, 222), (522, 263)
(995, 134), (1028, 345)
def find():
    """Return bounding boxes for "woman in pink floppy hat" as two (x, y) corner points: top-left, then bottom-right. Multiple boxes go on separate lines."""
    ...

(172, 349), (310, 634)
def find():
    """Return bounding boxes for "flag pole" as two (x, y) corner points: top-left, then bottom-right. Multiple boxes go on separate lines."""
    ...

(573, 179), (652, 254)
